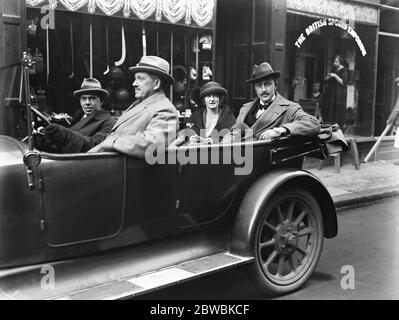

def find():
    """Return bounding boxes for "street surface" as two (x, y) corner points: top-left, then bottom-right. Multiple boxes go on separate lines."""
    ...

(139, 197), (399, 300)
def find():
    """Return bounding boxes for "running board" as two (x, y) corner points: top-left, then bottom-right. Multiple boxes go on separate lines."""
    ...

(54, 252), (253, 300)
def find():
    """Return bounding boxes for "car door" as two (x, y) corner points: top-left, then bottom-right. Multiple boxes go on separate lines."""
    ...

(40, 153), (125, 247)
(122, 153), (179, 242)
(176, 144), (253, 228)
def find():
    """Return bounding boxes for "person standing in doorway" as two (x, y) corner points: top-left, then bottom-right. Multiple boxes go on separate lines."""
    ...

(322, 54), (348, 130)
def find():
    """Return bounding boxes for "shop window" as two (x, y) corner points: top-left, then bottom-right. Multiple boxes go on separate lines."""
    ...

(25, 8), (214, 121)
(285, 13), (377, 137)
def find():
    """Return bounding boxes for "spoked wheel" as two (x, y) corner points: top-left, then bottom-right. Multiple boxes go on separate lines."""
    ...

(248, 187), (324, 297)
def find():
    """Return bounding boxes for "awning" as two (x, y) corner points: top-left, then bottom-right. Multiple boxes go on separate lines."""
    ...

(26, 0), (216, 28)
(287, 0), (379, 25)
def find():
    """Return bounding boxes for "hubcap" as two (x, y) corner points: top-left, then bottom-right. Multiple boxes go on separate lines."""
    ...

(277, 224), (299, 254)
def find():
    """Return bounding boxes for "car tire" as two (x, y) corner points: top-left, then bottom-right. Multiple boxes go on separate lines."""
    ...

(247, 186), (324, 297)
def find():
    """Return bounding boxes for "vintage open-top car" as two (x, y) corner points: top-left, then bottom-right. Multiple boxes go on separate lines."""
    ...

(0, 54), (339, 300)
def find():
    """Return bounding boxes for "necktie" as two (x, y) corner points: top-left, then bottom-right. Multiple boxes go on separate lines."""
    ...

(256, 103), (268, 119)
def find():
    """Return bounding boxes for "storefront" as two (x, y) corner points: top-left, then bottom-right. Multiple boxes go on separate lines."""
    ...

(285, 0), (379, 138)
(376, 1), (399, 136)
(0, 0), (217, 138)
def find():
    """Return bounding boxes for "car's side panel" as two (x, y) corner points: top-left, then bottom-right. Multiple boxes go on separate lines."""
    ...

(39, 155), (125, 246)
(0, 137), (45, 267)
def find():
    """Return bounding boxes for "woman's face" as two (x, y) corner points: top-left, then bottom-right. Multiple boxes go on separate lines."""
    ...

(204, 94), (220, 110)
(333, 57), (342, 69)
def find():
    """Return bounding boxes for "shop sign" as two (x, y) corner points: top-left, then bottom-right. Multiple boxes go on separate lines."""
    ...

(294, 18), (367, 56)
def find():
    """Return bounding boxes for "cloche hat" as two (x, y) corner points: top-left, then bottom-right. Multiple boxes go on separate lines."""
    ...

(200, 81), (228, 99)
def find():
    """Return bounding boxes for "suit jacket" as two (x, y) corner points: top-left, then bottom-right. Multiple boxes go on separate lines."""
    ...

(89, 91), (178, 158)
(222, 93), (320, 143)
(62, 109), (116, 153)
(388, 95), (399, 126)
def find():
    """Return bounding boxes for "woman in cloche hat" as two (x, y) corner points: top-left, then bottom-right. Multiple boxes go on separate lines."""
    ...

(172, 81), (236, 146)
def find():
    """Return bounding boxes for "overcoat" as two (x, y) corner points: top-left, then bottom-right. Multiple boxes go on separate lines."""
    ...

(89, 91), (178, 158)
(35, 109), (115, 153)
(63, 109), (116, 153)
(222, 93), (320, 143)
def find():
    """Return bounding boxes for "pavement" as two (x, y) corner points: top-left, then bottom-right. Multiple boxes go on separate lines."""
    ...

(306, 158), (399, 210)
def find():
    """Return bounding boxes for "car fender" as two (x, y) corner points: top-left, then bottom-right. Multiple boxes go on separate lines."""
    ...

(230, 169), (337, 257)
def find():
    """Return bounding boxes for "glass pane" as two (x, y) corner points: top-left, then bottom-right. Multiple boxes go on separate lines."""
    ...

(233, 50), (250, 99)
(233, 0), (252, 45)
(253, 0), (268, 43)
(376, 36), (399, 136)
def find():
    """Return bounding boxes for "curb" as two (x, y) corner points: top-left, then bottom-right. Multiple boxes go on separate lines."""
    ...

(332, 188), (399, 211)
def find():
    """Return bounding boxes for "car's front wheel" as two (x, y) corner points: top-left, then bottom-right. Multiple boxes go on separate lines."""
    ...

(247, 187), (324, 297)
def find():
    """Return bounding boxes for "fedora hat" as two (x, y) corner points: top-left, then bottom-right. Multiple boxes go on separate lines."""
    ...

(246, 62), (281, 84)
(129, 56), (175, 85)
(73, 78), (109, 99)
(199, 81), (228, 99)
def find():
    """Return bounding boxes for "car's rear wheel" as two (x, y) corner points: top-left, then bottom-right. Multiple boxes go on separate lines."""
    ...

(247, 187), (324, 297)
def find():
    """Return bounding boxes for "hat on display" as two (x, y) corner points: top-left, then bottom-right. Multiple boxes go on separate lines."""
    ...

(246, 62), (281, 84)
(199, 81), (227, 99)
(129, 56), (175, 85)
(73, 78), (109, 99)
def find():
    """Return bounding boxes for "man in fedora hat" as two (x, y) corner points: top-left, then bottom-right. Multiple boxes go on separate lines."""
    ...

(35, 78), (115, 153)
(222, 61), (320, 143)
(89, 56), (178, 158)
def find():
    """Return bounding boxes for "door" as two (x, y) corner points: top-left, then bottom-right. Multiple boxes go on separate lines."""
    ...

(40, 154), (125, 246)
(122, 155), (179, 241)
(176, 145), (251, 228)
(0, 0), (26, 138)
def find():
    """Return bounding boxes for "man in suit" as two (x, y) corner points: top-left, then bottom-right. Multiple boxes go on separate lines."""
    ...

(35, 78), (115, 153)
(89, 56), (178, 159)
(222, 62), (320, 143)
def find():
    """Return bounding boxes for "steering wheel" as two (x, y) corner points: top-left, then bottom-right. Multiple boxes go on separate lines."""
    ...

(21, 105), (52, 143)
(30, 105), (51, 126)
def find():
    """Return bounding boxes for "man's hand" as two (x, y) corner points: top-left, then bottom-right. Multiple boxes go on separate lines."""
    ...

(188, 134), (213, 145)
(387, 119), (393, 126)
(259, 127), (287, 141)
(42, 123), (69, 145)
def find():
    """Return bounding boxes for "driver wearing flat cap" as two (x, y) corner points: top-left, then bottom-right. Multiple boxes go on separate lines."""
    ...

(89, 56), (178, 158)
(222, 62), (320, 143)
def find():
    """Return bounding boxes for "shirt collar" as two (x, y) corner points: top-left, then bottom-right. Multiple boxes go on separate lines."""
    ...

(259, 94), (276, 107)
